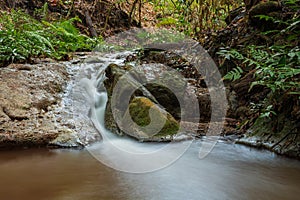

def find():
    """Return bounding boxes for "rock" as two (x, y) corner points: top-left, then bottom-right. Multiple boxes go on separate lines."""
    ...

(237, 112), (300, 159)
(121, 97), (179, 141)
(0, 107), (10, 125)
(103, 63), (185, 141)
(145, 83), (181, 120)
(2, 106), (29, 121)
(103, 63), (158, 136)
(137, 49), (213, 122)
(49, 130), (84, 149)
(0, 62), (90, 148)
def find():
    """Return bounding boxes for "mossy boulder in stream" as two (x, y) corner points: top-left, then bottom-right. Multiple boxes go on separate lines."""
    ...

(122, 97), (179, 141)
(103, 63), (182, 142)
(103, 63), (158, 137)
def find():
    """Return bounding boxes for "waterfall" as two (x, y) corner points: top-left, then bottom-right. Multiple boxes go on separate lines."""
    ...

(76, 52), (193, 173)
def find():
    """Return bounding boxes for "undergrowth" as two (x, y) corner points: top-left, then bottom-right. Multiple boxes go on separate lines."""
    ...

(0, 9), (102, 66)
(217, 0), (300, 118)
(149, 0), (243, 36)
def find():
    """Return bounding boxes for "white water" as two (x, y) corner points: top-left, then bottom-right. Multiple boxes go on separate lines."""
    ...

(78, 53), (194, 173)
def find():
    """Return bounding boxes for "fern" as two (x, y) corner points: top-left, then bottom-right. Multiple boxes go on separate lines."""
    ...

(0, 10), (102, 65)
(217, 48), (244, 60)
(25, 31), (54, 51)
(223, 67), (244, 81)
(255, 15), (277, 22)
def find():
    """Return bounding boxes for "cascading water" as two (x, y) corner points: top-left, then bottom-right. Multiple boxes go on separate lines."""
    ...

(75, 52), (194, 173)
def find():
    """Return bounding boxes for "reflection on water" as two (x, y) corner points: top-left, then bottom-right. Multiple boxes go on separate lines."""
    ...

(0, 141), (300, 200)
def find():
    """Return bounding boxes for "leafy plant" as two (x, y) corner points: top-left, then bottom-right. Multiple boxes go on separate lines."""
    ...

(217, 1), (300, 121)
(258, 105), (277, 119)
(223, 67), (244, 81)
(218, 45), (300, 96)
(0, 10), (102, 66)
(148, 0), (243, 36)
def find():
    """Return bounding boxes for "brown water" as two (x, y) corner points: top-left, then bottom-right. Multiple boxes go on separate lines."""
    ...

(1, 141), (300, 200)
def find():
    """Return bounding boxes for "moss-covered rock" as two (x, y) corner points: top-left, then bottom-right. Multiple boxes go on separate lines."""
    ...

(103, 63), (128, 135)
(103, 63), (158, 136)
(123, 97), (179, 141)
(103, 63), (182, 141)
(145, 83), (181, 120)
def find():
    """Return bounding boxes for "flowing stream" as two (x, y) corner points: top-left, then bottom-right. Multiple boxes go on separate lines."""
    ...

(0, 142), (300, 200)
(0, 52), (300, 199)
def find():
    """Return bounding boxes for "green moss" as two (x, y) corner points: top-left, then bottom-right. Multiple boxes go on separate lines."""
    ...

(129, 97), (179, 137)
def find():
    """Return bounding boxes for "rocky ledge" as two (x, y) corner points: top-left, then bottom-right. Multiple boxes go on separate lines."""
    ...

(0, 56), (101, 149)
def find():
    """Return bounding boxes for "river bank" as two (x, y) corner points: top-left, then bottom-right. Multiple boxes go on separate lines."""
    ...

(0, 53), (103, 149)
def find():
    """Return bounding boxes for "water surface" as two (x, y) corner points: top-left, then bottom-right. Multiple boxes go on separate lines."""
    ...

(1, 141), (300, 200)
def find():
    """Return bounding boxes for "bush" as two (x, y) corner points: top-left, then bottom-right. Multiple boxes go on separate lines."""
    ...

(0, 10), (102, 66)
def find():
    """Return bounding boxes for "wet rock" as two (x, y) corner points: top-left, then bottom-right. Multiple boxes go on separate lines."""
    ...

(49, 130), (83, 149)
(103, 63), (158, 135)
(103, 63), (187, 141)
(0, 62), (80, 148)
(137, 49), (214, 122)
(123, 97), (179, 141)
(145, 83), (181, 119)
(237, 114), (300, 159)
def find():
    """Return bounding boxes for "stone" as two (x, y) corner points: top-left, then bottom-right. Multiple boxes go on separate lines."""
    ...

(103, 63), (183, 141)
(49, 129), (83, 148)
(103, 63), (158, 136)
(121, 97), (179, 141)
(145, 83), (181, 120)
(0, 61), (96, 148)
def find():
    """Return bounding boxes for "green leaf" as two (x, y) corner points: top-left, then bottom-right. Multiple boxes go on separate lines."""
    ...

(278, 55), (287, 66)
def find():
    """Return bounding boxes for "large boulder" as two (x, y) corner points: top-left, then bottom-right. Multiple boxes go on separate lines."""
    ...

(0, 62), (81, 148)
(103, 63), (185, 141)
(103, 63), (158, 136)
(122, 97), (179, 141)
